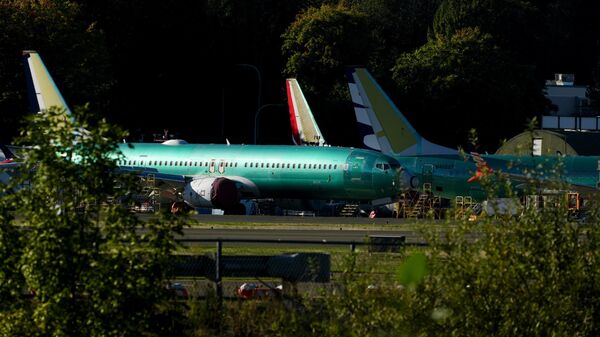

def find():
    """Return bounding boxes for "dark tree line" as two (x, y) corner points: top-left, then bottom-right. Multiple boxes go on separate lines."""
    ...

(1, 0), (599, 151)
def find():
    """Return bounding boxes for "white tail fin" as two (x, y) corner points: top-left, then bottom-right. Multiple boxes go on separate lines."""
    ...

(22, 50), (72, 115)
(286, 79), (326, 146)
(346, 67), (455, 156)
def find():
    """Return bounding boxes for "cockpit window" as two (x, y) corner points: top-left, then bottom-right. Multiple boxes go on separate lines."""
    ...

(376, 163), (392, 170)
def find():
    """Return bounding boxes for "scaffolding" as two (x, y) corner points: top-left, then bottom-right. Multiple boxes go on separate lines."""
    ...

(395, 183), (444, 219)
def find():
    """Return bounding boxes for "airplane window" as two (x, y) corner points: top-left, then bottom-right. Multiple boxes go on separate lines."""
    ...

(286, 163), (290, 168)
(308, 164), (312, 169)
(261, 163), (264, 168)
(328, 164), (332, 169)
(235, 163), (238, 167)
(318, 164), (321, 169)
(267, 163), (270, 168)
(292, 164), (296, 169)
(244, 163), (248, 167)
(170, 161), (173, 165)
(304, 164), (307, 169)
(334, 164), (338, 169)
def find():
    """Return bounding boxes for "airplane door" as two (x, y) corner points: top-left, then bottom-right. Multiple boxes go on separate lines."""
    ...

(209, 160), (216, 174)
(218, 160), (225, 174)
(422, 164), (434, 189)
(344, 152), (372, 189)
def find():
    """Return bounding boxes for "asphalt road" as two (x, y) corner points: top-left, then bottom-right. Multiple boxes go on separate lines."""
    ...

(177, 227), (423, 245)
(139, 213), (417, 225)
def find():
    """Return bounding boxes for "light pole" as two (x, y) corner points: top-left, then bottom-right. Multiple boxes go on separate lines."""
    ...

(236, 63), (262, 114)
(254, 104), (284, 144)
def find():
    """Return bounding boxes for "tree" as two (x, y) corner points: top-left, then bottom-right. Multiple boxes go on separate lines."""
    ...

(407, 171), (600, 337)
(433, 0), (539, 62)
(282, 4), (372, 146)
(0, 106), (184, 336)
(587, 58), (600, 111)
(0, 0), (110, 143)
(391, 27), (546, 151)
(347, 0), (442, 77)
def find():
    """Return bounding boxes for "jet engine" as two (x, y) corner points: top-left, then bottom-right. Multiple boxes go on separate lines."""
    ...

(183, 177), (240, 209)
(398, 168), (419, 191)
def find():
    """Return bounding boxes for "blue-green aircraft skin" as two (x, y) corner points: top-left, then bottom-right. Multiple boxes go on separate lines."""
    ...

(345, 67), (600, 202)
(116, 143), (402, 202)
(398, 154), (599, 201)
(19, 51), (405, 210)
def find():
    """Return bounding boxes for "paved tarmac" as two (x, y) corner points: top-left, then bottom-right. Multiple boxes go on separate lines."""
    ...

(177, 227), (424, 245)
(139, 213), (418, 225)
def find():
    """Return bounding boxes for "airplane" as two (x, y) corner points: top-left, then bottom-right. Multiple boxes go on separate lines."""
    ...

(344, 67), (600, 203)
(10, 51), (405, 214)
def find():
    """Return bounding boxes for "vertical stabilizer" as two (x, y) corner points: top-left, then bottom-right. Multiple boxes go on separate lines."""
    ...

(346, 68), (455, 155)
(286, 79), (326, 146)
(22, 50), (72, 115)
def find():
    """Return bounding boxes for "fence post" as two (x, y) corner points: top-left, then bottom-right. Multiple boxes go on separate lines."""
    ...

(216, 240), (223, 301)
(350, 242), (356, 252)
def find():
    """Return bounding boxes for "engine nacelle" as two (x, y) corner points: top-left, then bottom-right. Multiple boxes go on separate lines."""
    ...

(398, 168), (419, 191)
(183, 177), (240, 209)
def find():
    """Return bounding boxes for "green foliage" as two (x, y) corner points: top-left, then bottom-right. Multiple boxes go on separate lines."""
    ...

(433, 0), (538, 59)
(392, 27), (546, 151)
(0, 0), (110, 141)
(415, 201), (600, 336)
(282, 4), (370, 99)
(349, 0), (442, 76)
(396, 252), (428, 289)
(0, 106), (184, 336)
(587, 58), (600, 110)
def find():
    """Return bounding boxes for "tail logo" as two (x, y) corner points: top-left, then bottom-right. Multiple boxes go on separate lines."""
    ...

(467, 152), (493, 183)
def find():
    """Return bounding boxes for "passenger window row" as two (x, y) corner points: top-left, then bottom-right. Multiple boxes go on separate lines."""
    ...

(117, 159), (347, 171)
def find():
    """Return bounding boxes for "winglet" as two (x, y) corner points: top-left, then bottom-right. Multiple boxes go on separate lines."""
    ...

(286, 79), (326, 146)
(345, 67), (456, 156)
(22, 50), (72, 115)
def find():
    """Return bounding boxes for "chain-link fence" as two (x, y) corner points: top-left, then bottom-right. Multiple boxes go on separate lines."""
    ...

(170, 237), (426, 299)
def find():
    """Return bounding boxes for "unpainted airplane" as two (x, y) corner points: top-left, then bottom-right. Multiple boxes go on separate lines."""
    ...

(345, 67), (600, 201)
(285, 69), (600, 208)
(8, 51), (404, 213)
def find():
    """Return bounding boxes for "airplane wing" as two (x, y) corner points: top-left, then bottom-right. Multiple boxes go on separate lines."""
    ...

(120, 167), (261, 207)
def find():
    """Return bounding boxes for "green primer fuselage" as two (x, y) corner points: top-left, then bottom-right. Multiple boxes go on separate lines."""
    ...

(397, 154), (600, 201)
(116, 143), (401, 202)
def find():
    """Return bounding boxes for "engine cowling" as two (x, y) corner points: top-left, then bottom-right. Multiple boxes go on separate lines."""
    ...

(183, 177), (240, 209)
(398, 168), (419, 191)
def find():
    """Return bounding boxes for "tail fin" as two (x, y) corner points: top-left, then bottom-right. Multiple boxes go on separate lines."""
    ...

(286, 79), (326, 146)
(345, 67), (455, 155)
(22, 50), (72, 115)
